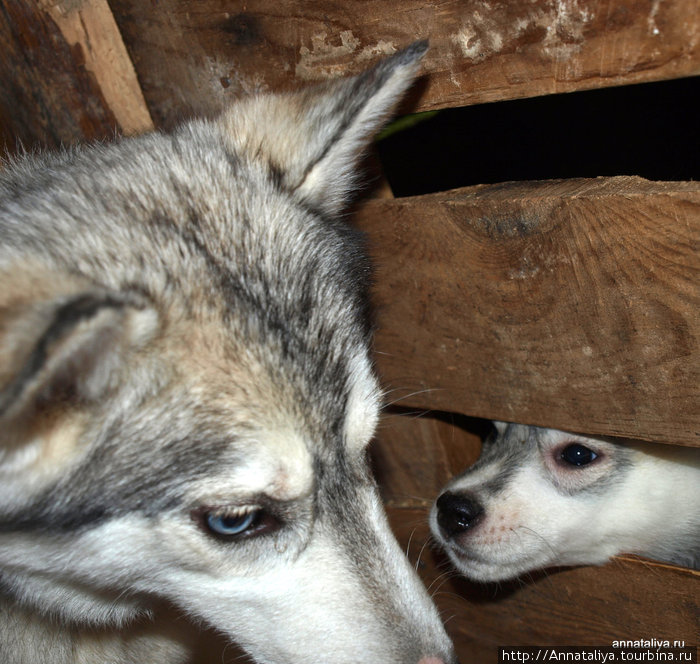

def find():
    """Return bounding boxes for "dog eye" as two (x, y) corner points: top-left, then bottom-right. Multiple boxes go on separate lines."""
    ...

(560, 444), (598, 466)
(206, 510), (258, 536)
(199, 507), (273, 540)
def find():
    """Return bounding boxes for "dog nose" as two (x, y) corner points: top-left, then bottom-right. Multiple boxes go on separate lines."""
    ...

(436, 491), (484, 539)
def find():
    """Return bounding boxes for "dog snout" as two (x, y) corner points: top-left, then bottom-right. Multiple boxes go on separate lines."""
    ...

(436, 491), (484, 539)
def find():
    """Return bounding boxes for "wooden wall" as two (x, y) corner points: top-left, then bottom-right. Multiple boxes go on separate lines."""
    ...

(3, 1), (700, 142)
(1, 1), (698, 661)
(356, 178), (699, 446)
(0, 0), (151, 152)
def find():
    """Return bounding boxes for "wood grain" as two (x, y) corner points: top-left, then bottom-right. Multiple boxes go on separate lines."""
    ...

(387, 506), (700, 662)
(373, 411), (483, 508)
(39, 0), (153, 135)
(355, 177), (700, 446)
(107, 0), (700, 128)
(0, 0), (151, 153)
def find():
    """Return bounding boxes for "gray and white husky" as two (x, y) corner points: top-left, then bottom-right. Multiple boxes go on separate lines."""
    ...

(0, 43), (457, 664)
(432, 423), (699, 582)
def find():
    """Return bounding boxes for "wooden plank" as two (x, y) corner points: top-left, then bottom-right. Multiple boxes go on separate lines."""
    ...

(387, 506), (700, 662)
(0, 0), (152, 153)
(107, 0), (700, 128)
(373, 411), (482, 508)
(354, 177), (700, 446)
(39, 0), (153, 136)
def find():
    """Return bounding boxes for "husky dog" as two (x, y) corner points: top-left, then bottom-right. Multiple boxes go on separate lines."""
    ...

(432, 423), (700, 581)
(0, 43), (457, 664)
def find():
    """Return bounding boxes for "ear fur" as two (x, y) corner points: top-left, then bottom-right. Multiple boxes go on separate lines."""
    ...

(220, 41), (428, 215)
(0, 290), (159, 469)
(493, 421), (509, 435)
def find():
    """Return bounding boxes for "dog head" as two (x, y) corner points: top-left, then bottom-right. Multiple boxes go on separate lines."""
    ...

(0, 43), (456, 664)
(431, 423), (699, 581)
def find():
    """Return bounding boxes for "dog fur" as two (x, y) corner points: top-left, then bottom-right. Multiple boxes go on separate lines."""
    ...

(0, 43), (457, 664)
(432, 423), (700, 582)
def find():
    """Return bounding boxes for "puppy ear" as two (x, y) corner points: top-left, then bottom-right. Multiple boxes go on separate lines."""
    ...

(0, 290), (159, 461)
(492, 421), (510, 435)
(220, 41), (427, 215)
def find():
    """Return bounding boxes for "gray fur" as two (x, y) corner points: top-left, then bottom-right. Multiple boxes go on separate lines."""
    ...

(475, 424), (634, 498)
(0, 43), (456, 664)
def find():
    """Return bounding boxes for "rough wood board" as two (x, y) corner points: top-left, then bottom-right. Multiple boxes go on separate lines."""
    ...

(39, 0), (153, 135)
(0, 0), (151, 152)
(373, 411), (482, 508)
(354, 177), (700, 446)
(388, 507), (700, 662)
(107, 0), (700, 128)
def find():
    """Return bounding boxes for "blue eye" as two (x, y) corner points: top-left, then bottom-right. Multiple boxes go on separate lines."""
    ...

(561, 444), (598, 466)
(205, 510), (259, 537)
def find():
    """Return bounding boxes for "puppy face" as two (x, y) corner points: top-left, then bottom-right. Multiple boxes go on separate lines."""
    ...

(430, 424), (639, 581)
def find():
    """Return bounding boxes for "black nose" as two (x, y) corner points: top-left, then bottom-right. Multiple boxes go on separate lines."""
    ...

(436, 491), (484, 539)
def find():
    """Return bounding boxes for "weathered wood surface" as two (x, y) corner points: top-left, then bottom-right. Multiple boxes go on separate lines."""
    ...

(387, 506), (700, 661)
(354, 177), (700, 446)
(374, 411), (482, 508)
(0, 0), (152, 152)
(108, 0), (700, 129)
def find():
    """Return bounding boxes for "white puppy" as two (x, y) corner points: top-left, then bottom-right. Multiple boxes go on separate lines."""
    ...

(431, 423), (700, 581)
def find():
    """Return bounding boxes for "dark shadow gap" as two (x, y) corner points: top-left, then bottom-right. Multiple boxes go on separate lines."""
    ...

(377, 76), (700, 197)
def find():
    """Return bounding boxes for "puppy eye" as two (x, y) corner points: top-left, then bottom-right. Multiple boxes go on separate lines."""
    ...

(198, 506), (275, 540)
(560, 444), (598, 466)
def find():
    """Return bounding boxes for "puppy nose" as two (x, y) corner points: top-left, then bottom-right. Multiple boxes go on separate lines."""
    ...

(436, 491), (484, 538)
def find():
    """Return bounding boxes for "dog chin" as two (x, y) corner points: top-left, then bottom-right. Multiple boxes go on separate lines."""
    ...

(444, 546), (541, 583)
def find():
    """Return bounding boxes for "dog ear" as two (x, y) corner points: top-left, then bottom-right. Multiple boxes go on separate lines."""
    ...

(493, 421), (509, 435)
(0, 290), (159, 458)
(220, 41), (427, 215)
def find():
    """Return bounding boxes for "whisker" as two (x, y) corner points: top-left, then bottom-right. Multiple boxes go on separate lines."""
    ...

(428, 569), (462, 596)
(516, 525), (559, 560)
(405, 527), (417, 557)
(415, 535), (433, 572)
(381, 387), (443, 409)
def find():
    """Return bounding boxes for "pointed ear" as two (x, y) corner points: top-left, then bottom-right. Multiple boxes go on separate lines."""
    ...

(0, 290), (159, 433)
(220, 41), (428, 215)
(493, 421), (510, 435)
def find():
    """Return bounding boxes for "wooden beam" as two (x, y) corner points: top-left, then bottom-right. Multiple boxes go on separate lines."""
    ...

(40, 0), (153, 136)
(354, 177), (700, 446)
(0, 0), (152, 152)
(108, 0), (700, 128)
(373, 411), (482, 508)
